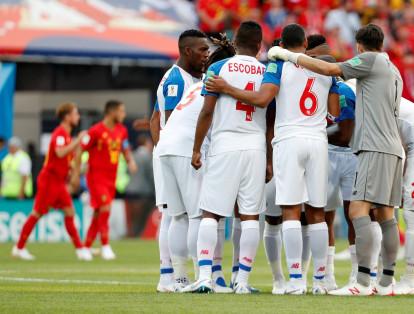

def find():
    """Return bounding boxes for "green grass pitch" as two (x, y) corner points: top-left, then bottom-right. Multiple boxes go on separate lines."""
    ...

(0, 240), (411, 313)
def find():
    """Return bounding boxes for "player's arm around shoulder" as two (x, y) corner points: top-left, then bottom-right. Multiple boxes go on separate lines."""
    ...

(268, 46), (343, 77)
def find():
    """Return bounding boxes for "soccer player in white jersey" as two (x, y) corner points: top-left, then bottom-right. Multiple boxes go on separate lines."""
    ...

(150, 29), (209, 292)
(206, 24), (340, 295)
(183, 21), (269, 294)
(157, 35), (236, 293)
(394, 97), (414, 295)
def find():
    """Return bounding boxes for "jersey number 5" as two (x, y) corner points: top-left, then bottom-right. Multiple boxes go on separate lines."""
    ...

(236, 82), (255, 121)
(299, 78), (318, 116)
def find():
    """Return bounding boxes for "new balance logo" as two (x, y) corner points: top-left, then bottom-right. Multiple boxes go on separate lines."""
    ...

(317, 266), (325, 273)
(348, 287), (360, 295)
(243, 257), (252, 263)
(200, 250), (209, 255)
(291, 263), (300, 269)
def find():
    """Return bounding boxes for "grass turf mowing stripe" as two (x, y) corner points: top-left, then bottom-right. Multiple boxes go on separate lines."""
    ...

(0, 276), (151, 286)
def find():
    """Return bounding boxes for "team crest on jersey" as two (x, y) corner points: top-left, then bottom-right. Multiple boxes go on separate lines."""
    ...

(206, 70), (215, 79)
(348, 57), (362, 67)
(266, 63), (278, 73)
(168, 84), (178, 97)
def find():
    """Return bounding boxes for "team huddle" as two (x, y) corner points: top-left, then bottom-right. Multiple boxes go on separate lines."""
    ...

(10, 20), (414, 297)
(152, 21), (414, 296)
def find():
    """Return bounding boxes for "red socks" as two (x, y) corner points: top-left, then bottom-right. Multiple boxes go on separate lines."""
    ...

(84, 214), (100, 248)
(99, 211), (110, 245)
(64, 216), (82, 249)
(17, 214), (39, 249)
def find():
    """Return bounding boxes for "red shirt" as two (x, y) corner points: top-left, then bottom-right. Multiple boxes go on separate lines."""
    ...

(82, 122), (128, 182)
(42, 125), (72, 180)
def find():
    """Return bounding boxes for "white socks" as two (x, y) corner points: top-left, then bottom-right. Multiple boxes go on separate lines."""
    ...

(370, 221), (383, 281)
(301, 225), (311, 278)
(197, 218), (218, 281)
(326, 246), (335, 279)
(263, 221), (284, 281)
(308, 222), (328, 281)
(188, 217), (201, 280)
(159, 212), (173, 284)
(231, 218), (242, 284)
(350, 244), (358, 281)
(404, 211), (414, 278)
(212, 219), (226, 283)
(168, 214), (189, 282)
(283, 220), (303, 280)
(236, 220), (260, 285)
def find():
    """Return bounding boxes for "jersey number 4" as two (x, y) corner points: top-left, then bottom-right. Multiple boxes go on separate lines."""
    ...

(299, 78), (318, 116)
(236, 82), (255, 121)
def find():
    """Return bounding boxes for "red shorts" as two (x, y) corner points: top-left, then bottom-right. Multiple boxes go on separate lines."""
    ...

(33, 171), (73, 215)
(87, 173), (115, 210)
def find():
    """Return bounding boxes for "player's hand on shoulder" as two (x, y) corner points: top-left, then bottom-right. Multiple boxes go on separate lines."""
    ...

(191, 151), (202, 170)
(267, 46), (290, 62)
(205, 75), (228, 94)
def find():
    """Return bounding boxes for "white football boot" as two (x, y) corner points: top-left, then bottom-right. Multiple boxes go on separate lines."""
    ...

(181, 278), (213, 293)
(374, 283), (395, 296)
(312, 279), (328, 295)
(156, 282), (175, 293)
(101, 245), (116, 260)
(12, 246), (35, 261)
(272, 278), (286, 295)
(76, 248), (93, 261)
(284, 279), (307, 295)
(394, 276), (414, 295)
(328, 282), (373, 296)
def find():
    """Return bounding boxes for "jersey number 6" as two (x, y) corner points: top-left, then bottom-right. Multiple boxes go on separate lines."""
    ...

(236, 81), (256, 121)
(299, 78), (318, 116)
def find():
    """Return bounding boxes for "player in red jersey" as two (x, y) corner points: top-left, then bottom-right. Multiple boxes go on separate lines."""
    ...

(82, 100), (137, 260)
(12, 103), (91, 261)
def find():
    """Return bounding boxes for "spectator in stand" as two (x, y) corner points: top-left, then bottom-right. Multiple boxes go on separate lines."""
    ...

(298, 0), (325, 34)
(264, 0), (287, 34)
(196, 0), (237, 38)
(324, 0), (361, 46)
(125, 135), (155, 237)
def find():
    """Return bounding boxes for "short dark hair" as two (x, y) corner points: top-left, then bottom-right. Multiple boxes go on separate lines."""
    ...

(272, 38), (282, 47)
(104, 100), (123, 115)
(307, 34), (327, 51)
(235, 21), (262, 53)
(56, 102), (77, 121)
(178, 29), (207, 52)
(355, 24), (384, 51)
(281, 24), (306, 49)
(207, 34), (236, 68)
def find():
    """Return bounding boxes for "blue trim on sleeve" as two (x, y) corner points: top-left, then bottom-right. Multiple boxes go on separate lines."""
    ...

(336, 81), (356, 122)
(201, 58), (231, 97)
(163, 67), (185, 111)
(261, 60), (284, 86)
(329, 77), (340, 94)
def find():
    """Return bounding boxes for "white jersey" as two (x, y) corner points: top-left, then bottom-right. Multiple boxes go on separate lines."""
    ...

(155, 64), (200, 129)
(157, 81), (210, 158)
(399, 98), (414, 156)
(201, 55), (267, 156)
(262, 60), (339, 143)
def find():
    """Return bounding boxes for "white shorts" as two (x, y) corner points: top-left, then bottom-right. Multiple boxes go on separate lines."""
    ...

(265, 178), (282, 217)
(153, 152), (167, 209)
(325, 148), (358, 211)
(274, 138), (328, 208)
(404, 155), (414, 211)
(200, 150), (266, 217)
(159, 155), (203, 218)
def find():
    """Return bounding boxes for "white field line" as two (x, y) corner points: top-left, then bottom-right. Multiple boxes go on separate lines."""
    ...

(0, 276), (152, 286)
